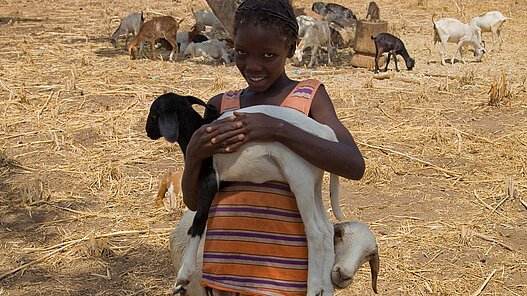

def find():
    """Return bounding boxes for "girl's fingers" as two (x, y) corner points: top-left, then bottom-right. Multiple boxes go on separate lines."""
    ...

(224, 140), (245, 153)
(205, 116), (237, 133)
(211, 125), (245, 144)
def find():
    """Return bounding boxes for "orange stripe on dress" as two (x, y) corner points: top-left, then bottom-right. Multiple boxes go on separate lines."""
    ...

(203, 263), (308, 281)
(220, 90), (241, 113)
(212, 191), (300, 210)
(204, 240), (308, 258)
(280, 79), (321, 115)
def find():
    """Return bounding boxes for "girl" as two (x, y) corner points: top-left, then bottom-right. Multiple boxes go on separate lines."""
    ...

(182, 0), (365, 295)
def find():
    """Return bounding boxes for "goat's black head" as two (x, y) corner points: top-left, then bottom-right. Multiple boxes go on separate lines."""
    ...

(406, 57), (415, 71)
(146, 93), (215, 147)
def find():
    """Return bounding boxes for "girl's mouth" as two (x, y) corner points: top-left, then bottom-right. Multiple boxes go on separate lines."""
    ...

(248, 76), (266, 82)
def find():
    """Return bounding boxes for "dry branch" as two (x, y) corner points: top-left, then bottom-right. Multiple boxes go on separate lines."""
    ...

(471, 269), (497, 296)
(359, 142), (462, 177)
(0, 235), (85, 280)
(1, 228), (172, 279)
(520, 199), (527, 211)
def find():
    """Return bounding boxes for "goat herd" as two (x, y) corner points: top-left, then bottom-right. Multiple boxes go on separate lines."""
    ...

(109, 1), (511, 73)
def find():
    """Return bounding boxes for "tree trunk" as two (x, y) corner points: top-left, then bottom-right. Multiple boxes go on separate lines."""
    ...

(205, 0), (243, 37)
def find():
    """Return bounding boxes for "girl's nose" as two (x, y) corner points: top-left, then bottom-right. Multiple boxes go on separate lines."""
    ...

(245, 56), (263, 72)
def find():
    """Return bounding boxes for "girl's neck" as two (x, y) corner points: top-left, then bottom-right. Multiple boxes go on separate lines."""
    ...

(241, 74), (297, 106)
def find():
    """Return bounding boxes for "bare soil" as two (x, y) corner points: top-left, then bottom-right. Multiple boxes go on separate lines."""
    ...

(0, 0), (526, 295)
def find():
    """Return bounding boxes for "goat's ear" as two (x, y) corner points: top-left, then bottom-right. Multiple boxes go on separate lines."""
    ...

(186, 95), (207, 107)
(158, 112), (180, 143)
(204, 104), (220, 123)
(334, 223), (345, 244)
(145, 113), (161, 140)
(369, 250), (380, 293)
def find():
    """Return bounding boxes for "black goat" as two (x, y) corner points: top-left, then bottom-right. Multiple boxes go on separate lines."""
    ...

(312, 2), (357, 27)
(146, 93), (219, 244)
(191, 34), (209, 43)
(371, 32), (415, 74)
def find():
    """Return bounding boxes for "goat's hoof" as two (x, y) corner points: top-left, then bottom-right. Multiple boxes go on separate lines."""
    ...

(172, 284), (187, 296)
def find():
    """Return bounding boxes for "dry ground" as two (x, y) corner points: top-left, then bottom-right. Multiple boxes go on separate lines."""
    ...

(0, 0), (526, 295)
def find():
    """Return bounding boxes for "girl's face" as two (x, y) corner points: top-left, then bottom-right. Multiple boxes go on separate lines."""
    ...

(234, 22), (294, 93)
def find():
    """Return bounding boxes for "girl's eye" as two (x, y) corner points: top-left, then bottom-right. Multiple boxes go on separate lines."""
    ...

(264, 53), (275, 58)
(236, 49), (246, 55)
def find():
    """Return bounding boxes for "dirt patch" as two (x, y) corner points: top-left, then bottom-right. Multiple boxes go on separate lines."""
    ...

(1, 0), (526, 295)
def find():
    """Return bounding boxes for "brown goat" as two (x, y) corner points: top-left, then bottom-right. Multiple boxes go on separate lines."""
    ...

(155, 170), (183, 210)
(366, 1), (380, 22)
(128, 16), (182, 61)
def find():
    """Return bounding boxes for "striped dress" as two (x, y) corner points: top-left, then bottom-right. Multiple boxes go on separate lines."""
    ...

(201, 80), (322, 296)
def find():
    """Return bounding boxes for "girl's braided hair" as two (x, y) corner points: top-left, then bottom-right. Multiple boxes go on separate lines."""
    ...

(234, 0), (299, 51)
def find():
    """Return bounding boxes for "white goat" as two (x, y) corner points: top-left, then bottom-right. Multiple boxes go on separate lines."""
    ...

(183, 39), (231, 64)
(432, 17), (486, 65)
(170, 211), (380, 296)
(192, 8), (228, 36)
(469, 11), (511, 50)
(109, 12), (144, 48)
(294, 20), (334, 67)
(297, 15), (317, 38)
(146, 94), (344, 296)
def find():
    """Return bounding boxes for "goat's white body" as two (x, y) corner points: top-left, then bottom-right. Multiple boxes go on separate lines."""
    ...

(193, 9), (228, 36)
(295, 20), (333, 67)
(183, 39), (231, 64)
(469, 11), (510, 49)
(110, 12), (143, 48)
(171, 211), (207, 296)
(433, 18), (485, 65)
(172, 211), (379, 296)
(177, 105), (343, 296)
(297, 15), (318, 38)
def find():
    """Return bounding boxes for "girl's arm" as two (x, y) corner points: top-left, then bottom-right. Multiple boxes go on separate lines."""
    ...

(222, 85), (365, 180)
(181, 94), (244, 210)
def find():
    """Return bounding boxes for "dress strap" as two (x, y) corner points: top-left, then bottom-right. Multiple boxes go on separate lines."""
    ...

(280, 79), (321, 116)
(220, 90), (241, 114)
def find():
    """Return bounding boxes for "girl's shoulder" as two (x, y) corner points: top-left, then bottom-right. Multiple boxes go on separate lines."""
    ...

(208, 93), (223, 110)
(209, 89), (243, 114)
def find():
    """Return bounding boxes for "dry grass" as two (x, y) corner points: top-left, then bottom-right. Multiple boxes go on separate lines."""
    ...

(0, 0), (526, 295)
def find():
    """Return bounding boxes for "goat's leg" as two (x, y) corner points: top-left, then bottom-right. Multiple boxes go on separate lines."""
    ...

(124, 30), (130, 48)
(451, 41), (461, 65)
(373, 46), (382, 73)
(137, 41), (144, 58)
(491, 24), (503, 50)
(392, 51), (400, 72)
(173, 168), (218, 295)
(383, 52), (391, 72)
(497, 27), (504, 50)
(313, 176), (335, 295)
(326, 44), (333, 66)
(456, 39), (468, 64)
(282, 162), (330, 296)
(167, 36), (179, 61)
(440, 40), (447, 65)
(490, 26), (498, 49)
(150, 41), (158, 60)
(308, 44), (319, 68)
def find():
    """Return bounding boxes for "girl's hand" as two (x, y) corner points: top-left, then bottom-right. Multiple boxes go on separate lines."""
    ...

(186, 116), (246, 160)
(232, 112), (285, 143)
